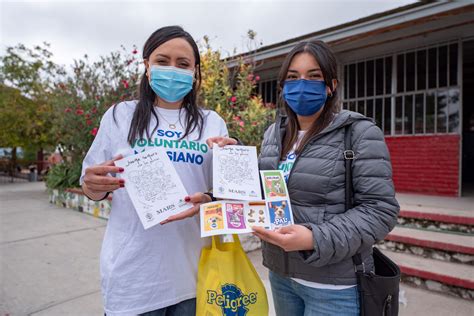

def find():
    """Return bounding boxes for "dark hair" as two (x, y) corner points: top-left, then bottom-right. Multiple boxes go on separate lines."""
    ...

(278, 40), (340, 159)
(117, 25), (204, 145)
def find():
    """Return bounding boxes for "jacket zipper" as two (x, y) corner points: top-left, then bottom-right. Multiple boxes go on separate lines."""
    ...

(383, 294), (392, 316)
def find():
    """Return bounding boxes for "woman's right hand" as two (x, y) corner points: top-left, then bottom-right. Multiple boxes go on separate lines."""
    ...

(82, 155), (124, 200)
(206, 137), (238, 148)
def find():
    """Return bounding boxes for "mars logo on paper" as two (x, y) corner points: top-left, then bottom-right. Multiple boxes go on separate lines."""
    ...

(207, 283), (257, 315)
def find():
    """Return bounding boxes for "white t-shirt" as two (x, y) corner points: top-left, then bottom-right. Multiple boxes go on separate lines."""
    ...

(278, 131), (356, 290)
(80, 101), (228, 315)
(278, 131), (305, 182)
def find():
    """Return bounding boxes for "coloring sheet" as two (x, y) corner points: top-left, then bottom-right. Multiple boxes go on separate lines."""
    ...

(115, 148), (192, 229)
(200, 201), (270, 237)
(213, 145), (262, 201)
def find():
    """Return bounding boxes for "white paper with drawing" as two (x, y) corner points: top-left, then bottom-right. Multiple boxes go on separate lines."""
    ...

(115, 148), (192, 229)
(213, 145), (262, 201)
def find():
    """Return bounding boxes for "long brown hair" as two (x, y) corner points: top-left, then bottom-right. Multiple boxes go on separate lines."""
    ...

(279, 40), (340, 159)
(114, 26), (204, 145)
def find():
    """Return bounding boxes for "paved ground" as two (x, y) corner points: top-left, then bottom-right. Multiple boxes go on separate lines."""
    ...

(0, 175), (28, 185)
(1, 182), (105, 315)
(1, 182), (473, 316)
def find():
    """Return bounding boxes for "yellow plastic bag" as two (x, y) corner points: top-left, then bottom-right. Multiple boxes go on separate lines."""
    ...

(196, 235), (269, 316)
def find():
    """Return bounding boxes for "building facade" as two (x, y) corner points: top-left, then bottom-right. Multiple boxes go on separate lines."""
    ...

(229, 2), (474, 196)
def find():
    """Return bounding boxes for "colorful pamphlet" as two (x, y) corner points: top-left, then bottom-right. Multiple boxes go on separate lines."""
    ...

(200, 201), (270, 237)
(201, 152), (296, 236)
(260, 170), (294, 229)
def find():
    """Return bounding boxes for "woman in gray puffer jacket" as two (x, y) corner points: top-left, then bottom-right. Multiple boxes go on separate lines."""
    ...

(250, 40), (400, 316)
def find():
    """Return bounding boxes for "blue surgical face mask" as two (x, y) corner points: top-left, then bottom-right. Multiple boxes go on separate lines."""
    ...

(149, 65), (194, 102)
(282, 79), (328, 116)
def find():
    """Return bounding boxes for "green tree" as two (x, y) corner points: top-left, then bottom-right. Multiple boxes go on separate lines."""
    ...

(0, 43), (62, 173)
(1, 31), (273, 189)
(0, 85), (34, 175)
(199, 34), (274, 149)
(46, 46), (140, 188)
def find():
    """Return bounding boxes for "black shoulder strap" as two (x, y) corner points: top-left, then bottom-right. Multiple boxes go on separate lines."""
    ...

(344, 124), (365, 271)
(344, 124), (355, 211)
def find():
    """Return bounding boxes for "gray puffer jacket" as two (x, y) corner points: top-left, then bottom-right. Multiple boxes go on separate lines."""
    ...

(259, 110), (399, 285)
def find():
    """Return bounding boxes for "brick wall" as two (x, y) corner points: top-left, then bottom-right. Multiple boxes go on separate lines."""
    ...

(386, 135), (460, 196)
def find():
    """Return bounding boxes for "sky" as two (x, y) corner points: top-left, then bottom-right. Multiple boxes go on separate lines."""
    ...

(1, 0), (418, 67)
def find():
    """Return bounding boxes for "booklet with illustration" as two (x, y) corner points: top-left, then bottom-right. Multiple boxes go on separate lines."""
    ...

(115, 148), (192, 229)
(212, 145), (262, 201)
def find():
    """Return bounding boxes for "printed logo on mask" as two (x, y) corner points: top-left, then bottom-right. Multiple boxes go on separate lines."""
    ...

(207, 283), (258, 315)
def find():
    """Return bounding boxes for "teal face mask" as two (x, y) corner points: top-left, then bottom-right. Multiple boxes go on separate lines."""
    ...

(149, 65), (194, 102)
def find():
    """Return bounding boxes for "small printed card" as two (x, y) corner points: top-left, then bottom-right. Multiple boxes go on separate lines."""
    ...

(200, 200), (270, 237)
(213, 145), (262, 201)
(266, 199), (294, 229)
(260, 170), (294, 229)
(245, 201), (271, 229)
(261, 170), (288, 198)
(115, 148), (192, 230)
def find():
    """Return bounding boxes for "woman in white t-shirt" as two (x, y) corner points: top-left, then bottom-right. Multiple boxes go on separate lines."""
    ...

(81, 26), (228, 316)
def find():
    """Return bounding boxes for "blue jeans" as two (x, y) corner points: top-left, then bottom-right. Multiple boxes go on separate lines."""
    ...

(139, 298), (196, 316)
(269, 271), (359, 316)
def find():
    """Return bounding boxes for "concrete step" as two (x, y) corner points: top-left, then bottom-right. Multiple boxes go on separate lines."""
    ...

(386, 226), (474, 255)
(396, 192), (474, 235)
(381, 249), (474, 299)
(249, 247), (474, 315)
(397, 206), (474, 234)
(396, 193), (474, 232)
(399, 207), (474, 226)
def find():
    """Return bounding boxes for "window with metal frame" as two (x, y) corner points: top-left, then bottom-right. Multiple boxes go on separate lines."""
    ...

(257, 79), (278, 106)
(342, 41), (461, 136)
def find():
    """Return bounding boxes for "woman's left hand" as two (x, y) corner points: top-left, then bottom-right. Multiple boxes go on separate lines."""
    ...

(252, 225), (314, 252)
(160, 192), (212, 225)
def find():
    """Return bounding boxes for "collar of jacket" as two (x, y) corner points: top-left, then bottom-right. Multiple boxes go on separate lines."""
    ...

(274, 110), (372, 154)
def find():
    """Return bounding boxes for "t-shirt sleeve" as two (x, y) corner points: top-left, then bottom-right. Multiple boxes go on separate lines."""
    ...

(79, 109), (114, 186)
(205, 111), (228, 191)
(219, 115), (229, 138)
